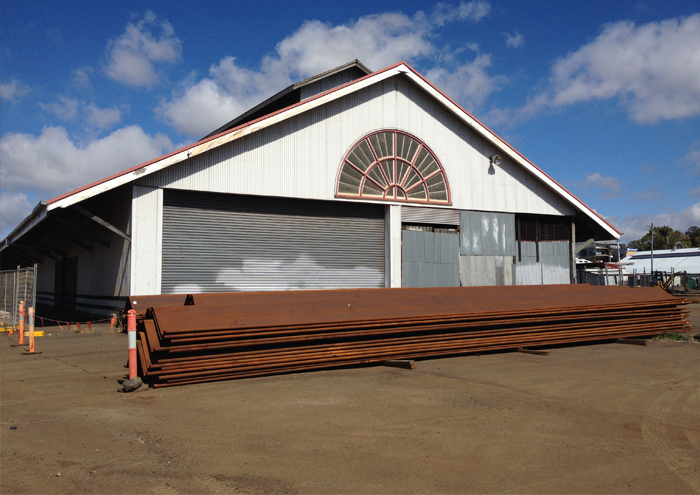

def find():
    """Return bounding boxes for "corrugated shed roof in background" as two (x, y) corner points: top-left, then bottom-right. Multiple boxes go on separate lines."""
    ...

(620, 248), (700, 273)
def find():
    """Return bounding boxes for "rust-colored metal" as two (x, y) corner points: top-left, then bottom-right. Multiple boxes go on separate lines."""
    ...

(129, 285), (691, 388)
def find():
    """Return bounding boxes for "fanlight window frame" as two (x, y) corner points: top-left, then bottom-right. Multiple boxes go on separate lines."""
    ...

(335, 130), (451, 205)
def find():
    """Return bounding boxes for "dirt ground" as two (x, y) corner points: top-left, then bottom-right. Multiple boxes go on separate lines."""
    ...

(1, 305), (699, 494)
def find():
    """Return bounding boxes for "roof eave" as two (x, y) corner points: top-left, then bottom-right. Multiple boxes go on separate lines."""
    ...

(0, 201), (48, 252)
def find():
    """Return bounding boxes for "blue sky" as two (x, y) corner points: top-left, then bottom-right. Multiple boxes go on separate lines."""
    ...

(1, 0), (699, 243)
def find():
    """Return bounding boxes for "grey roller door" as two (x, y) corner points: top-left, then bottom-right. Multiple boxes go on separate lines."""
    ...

(162, 190), (385, 293)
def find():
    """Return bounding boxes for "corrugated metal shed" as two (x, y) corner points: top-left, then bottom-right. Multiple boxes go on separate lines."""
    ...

(620, 248), (700, 274)
(28, 61), (619, 242)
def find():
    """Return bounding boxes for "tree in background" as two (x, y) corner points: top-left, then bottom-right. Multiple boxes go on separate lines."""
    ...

(686, 226), (700, 247)
(628, 226), (692, 250)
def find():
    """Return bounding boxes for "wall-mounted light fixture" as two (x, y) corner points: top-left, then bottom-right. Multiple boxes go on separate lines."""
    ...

(490, 154), (502, 166)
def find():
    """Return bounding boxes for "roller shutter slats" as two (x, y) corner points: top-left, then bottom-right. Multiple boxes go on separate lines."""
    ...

(162, 190), (385, 293)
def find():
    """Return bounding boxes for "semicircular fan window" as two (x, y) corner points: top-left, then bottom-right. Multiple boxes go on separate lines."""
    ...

(336, 131), (450, 204)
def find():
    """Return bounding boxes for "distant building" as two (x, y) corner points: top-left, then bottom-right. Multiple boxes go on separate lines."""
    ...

(620, 247), (700, 276)
(0, 60), (620, 317)
(577, 240), (623, 262)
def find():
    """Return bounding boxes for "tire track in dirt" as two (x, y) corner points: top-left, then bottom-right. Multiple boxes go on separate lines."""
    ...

(641, 383), (700, 492)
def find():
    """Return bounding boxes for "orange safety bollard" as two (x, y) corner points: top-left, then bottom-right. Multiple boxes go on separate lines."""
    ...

(21, 307), (42, 355)
(11, 301), (26, 347)
(127, 310), (137, 380)
(19, 301), (24, 338)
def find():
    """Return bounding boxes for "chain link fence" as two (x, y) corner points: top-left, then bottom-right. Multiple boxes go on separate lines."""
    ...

(0, 265), (38, 331)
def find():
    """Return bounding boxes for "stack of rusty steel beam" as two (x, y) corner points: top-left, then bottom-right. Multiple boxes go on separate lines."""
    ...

(129, 285), (690, 387)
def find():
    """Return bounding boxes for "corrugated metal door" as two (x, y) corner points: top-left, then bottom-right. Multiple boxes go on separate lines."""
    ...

(402, 230), (460, 287)
(162, 190), (385, 293)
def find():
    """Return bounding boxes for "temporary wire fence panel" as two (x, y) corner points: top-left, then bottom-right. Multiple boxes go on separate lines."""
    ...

(161, 190), (386, 293)
(0, 266), (37, 330)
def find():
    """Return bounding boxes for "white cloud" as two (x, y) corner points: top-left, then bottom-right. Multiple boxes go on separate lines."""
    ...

(425, 54), (501, 109)
(430, 1), (491, 26)
(105, 11), (181, 88)
(157, 58), (291, 138)
(0, 125), (173, 200)
(73, 67), (93, 89)
(38, 98), (123, 129)
(504, 32), (524, 48)
(1, 80), (30, 102)
(615, 202), (700, 242)
(528, 14), (700, 123)
(575, 172), (622, 199)
(158, 2), (498, 137)
(684, 141), (700, 175)
(85, 104), (122, 129)
(38, 97), (79, 121)
(0, 192), (32, 235)
(633, 189), (664, 202)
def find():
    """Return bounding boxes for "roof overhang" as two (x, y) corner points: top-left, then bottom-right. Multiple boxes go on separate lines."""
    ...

(0, 201), (47, 253)
(37, 61), (619, 241)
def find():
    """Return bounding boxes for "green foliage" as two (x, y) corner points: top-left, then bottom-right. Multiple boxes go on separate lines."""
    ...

(686, 226), (700, 247)
(654, 331), (690, 342)
(628, 226), (692, 250)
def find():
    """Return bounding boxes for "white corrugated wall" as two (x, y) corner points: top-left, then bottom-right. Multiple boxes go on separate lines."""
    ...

(131, 186), (162, 295)
(136, 75), (574, 218)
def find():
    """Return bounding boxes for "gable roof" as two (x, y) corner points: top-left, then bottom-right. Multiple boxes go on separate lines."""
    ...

(2, 60), (620, 250)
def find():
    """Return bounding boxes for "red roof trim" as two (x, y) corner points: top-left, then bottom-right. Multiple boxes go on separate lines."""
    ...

(46, 60), (620, 236)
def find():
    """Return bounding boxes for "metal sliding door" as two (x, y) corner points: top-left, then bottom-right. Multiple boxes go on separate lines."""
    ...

(161, 190), (385, 293)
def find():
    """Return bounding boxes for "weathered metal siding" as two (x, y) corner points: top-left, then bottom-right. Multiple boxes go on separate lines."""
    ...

(459, 255), (514, 286)
(460, 211), (516, 256)
(402, 230), (460, 288)
(131, 186), (162, 295)
(457, 211), (516, 286)
(516, 242), (543, 285)
(161, 190), (385, 293)
(138, 75), (574, 217)
(541, 242), (571, 284)
(515, 241), (570, 285)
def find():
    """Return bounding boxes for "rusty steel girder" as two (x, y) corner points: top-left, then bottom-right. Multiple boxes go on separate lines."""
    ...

(127, 285), (691, 388)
